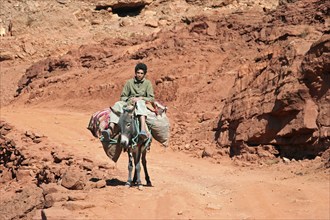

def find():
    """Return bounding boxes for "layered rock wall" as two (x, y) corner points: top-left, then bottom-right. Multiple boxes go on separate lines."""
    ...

(216, 35), (329, 159)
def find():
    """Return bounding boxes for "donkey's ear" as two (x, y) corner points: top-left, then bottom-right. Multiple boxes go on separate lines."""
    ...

(110, 107), (121, 116)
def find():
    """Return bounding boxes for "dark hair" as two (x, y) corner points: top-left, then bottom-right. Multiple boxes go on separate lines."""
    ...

(135, 63), (147, 74)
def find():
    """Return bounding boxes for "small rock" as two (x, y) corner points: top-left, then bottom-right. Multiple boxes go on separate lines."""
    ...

(61, 168), (86, 190)
(91, 19), (102, 25)
(0, 26), (6, 36)
(120, 18), (133, 27)
(0, 51), (15, 61)
(95, 180), (106, 188)
(33, 138), (42, 143)
(90, 169), (106, 179)
(158, 19), (168, 26)
(51, 192), (69, 202)
(68, 193), (87, 201)
(34, 132), (43, 138)
(41, 183), (66, 195)
(155, 78), (163, 85)
(23, 42), (36, 55)
(144, 10), (157, 16)
(163, 75), (176, 81)
(206, 203), (222, 210)
(44, 194), (55, 208)
(80, 161), (93, 171)
(0, 169), (13, 182)
(282, 157), (290, 164)
(63, 202), (95, 211)
(57, 0), (70, 4)
(16, 169), (33, 182)
(184, 144), (191, 150)
(202, 146), (214, 158)
(206, 22), (217, 36)
(202, 150), (211, 158)
(97, 163), (113, 169)
(25, 130), (34, 138)
(145, 18), (158, 28)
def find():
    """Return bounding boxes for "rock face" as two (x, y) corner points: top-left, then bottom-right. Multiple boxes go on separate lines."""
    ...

(301, 36), (330, 141)
(216, 32), (329, 159)
(215, 0), (329, 159)
(0, 184), (44, 220)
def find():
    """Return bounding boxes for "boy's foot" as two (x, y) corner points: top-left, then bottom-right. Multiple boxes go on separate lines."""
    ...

(138, 130), (150, 142)
(101, 129), (112, 142)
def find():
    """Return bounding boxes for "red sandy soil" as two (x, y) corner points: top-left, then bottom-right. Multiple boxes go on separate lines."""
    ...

(0, 0), (329, 219)
(1, 106), (329, 219)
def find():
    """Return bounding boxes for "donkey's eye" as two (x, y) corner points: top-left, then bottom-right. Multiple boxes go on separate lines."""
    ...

(126, 123), (131, 127)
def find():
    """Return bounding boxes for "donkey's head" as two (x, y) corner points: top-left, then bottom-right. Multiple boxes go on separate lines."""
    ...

(118, 105), (138, 148)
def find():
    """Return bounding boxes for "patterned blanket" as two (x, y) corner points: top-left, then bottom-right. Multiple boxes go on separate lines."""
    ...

(87, 108), (111, 138)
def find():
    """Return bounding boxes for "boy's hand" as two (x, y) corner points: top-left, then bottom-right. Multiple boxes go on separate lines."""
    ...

(131, 97), (143, 103)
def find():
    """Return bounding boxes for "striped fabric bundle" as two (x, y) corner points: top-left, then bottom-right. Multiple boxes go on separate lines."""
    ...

(87, 108), (111, 138)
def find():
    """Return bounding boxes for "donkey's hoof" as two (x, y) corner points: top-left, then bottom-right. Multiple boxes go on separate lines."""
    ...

(125, 182), (131, 188)
(146, 181), (152, 187)
(137, 184), (143, 190)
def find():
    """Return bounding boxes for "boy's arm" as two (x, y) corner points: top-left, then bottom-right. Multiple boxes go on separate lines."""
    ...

(120, 81), (130, 102)
(143, 81), (155, 102)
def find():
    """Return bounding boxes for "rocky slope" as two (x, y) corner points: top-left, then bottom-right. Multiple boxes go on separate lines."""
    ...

(7, 0), (329, 160)
(216, 1), (330, 160)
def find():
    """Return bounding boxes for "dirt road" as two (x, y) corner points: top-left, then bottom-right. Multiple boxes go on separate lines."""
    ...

(1, 107), (329, 219)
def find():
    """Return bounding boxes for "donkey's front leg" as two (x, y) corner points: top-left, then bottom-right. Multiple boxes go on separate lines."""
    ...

(133, 147), (143, 190)
(126, 151), (134, 187)
(141, 149), (152, 186)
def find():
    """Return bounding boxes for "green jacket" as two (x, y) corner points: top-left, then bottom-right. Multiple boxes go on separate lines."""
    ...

(120, 78), (155, 102)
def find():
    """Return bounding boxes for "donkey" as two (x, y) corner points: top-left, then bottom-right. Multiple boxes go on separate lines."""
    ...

(117, 105), (152, 190)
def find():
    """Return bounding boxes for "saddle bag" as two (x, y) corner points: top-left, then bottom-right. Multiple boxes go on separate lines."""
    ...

(87, 107), (122, 162)
(146, 102), (170, 147)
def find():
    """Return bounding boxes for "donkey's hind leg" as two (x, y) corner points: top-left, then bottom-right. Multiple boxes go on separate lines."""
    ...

(141, 149), (152, 186)
(126, 151), (133, 187)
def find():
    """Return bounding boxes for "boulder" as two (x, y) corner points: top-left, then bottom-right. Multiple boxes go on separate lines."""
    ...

(61, 167), (87, 190)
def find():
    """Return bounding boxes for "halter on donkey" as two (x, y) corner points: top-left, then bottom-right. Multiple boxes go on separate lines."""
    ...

(116, 104), (152, 189)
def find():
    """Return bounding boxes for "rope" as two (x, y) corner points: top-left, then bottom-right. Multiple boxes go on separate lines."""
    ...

(99, 128), (118, 145)
(99, 136), (118, 145)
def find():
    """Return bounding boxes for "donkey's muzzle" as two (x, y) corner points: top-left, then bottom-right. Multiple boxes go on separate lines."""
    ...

(120, 135), (130, 148)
